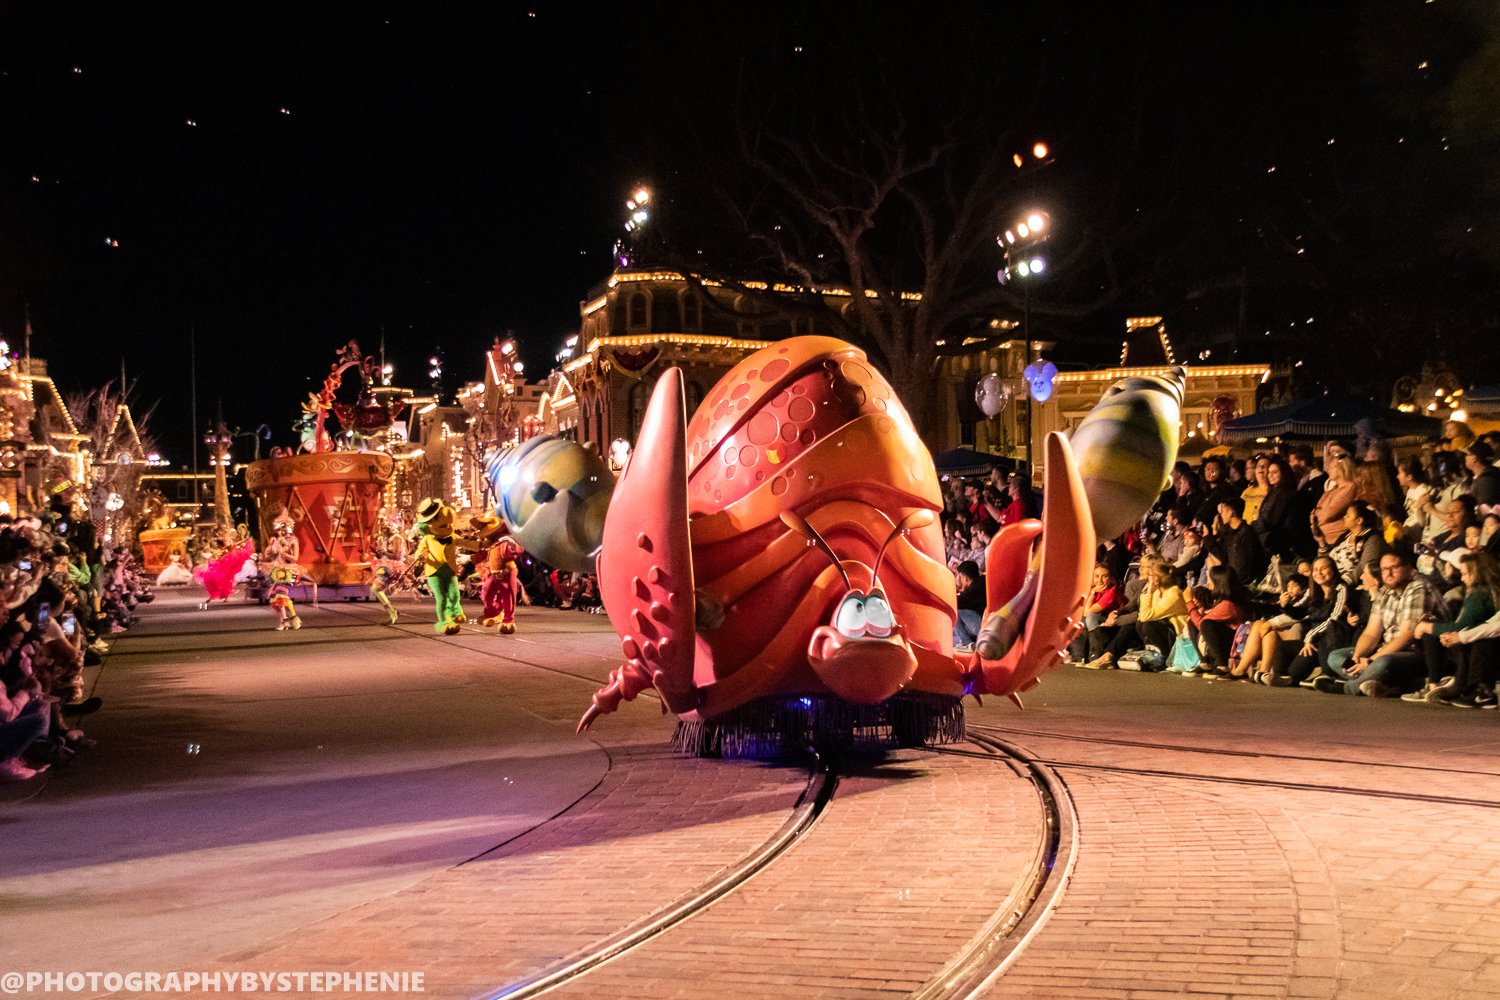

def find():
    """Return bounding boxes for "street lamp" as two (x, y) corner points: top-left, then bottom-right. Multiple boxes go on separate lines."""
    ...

(997, 210), (1052, 474)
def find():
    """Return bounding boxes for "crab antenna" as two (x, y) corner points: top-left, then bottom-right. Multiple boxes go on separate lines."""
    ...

(871, 509), (936, 587)
(780, 511), (852, 591)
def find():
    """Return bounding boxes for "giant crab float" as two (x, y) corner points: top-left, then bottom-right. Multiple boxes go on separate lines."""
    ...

(486, 336), (1184, 755)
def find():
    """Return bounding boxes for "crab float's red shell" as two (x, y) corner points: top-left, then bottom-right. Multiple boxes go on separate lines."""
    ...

(682, 338), (959, 713)
(578, 335), (1126, 750)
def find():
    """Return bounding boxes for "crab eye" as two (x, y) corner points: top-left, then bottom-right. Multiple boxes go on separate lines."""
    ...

(835, 595), (867, 636)
(864, 594), (894, 636)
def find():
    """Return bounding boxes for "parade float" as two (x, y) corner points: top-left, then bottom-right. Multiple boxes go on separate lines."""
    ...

(244, 342), (406, 600)
(485, 335), (1186, 756)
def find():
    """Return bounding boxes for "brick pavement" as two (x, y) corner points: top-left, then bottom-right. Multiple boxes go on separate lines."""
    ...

(544, 749), (1043, 1000)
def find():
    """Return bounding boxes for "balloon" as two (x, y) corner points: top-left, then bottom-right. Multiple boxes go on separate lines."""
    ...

(975, 373), (1011, 417)
(1023, 360), (1059, 403)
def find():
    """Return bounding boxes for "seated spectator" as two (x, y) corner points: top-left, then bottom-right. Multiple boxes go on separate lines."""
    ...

(1430, 605), (1500, 708)
(952, 560), (985, 650)
(966, 523), (993, 575)
(944, 521), (970, 570)
(1311, 454), (1357, 550)
(1398, 457), (1435, 540)
(1327, 501), (1388, 585)
(1253, 455), (1298, 561)
(1205, 496), (1267, 587)
(1239, 571), (1312, 684)
(1483, 513), (1500, 559)
(1282, 557), (1355, 687)
(1195, 457), (1239, 529)
(1407, 550), (1499, 704)
(1421, 494), (1479, 586)
(1183, 565), (1251, 676)
(1468, 441), (1500, 509)
(1241, 454), (1270, 523)
(1315, 552), (1448, 697)
(1174, 526), (1206, 578)
(1066, 564), (1123, 664)
(1085, 560), (1186, 669)
(1098, 533), (1132, 585)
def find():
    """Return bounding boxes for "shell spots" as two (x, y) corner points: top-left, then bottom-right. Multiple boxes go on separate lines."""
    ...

(622, 637), (639, 660)
(634, 577), (651, 600)
(650, 601), (670, 622)
(770, 476), (788, 496)
(725, 465), (735, 479)
(800, 428), (816, 445)
(648, 565), (664, 584)
(738, 445), (758, 466)
(780, 423), (800, 443)
(844, 427), (873, 454)
(772, 391), (790, 408)
(841, 360), (872, 385)
(778, 346), (789, 354)
(746, 368), (758, 381)
(637, 533), (652, 551)
(877, 416), (894, 434)
(713, 399), (731, 420)
(737, 398), (749, 411)
(730, 382), (751, 400)
(746, 411), (779, 445)
(787, 397), (816, 423)
(760, 358), (790, 382)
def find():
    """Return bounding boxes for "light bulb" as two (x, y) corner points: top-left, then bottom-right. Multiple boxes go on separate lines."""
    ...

(1033, 142), (1048, 159)
(1017, 224), (1030, 238)
(1027, 214), (1044, 231)
(1030, 258), (1045, 272)
(1017, 261), (1031, 277)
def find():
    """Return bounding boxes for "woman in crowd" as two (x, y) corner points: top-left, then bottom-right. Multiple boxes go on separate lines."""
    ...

(1183, 565), (1251, 676)
(1238, 570), (1311, 683)
(1404, 550), (1500, 705)
(1398, 457), (1434, 541)
(1312, 454), (1358, 550)
(998, 475), (1039, 527)
(1253, 455), (1299, 561)
(1275, 557), (1354, 686)
(1067, 563), (1123, 664)
(1327, 501), (1388, 585)
(944, 520), (969, 570)
(1420, 452), (1471, 545)
(1240, 454), (1270, 523)
(1424, 494), (1480, 588)
(1085, 559), (1186, 669)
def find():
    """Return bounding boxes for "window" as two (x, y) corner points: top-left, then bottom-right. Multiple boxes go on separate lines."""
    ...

(630, 294), (647, 328)
(682, 292), (700, 329)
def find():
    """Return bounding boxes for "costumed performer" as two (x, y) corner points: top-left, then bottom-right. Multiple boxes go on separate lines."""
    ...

(156, 553), (194, 587)
(411, 498), (480, 635)
(369, 521), (405, 625)
(469, 514), (529, 632)
(264, 508), (306, 630)
(194, 526), (255, 610)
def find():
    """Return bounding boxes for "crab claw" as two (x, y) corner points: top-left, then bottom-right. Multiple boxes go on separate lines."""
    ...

(965, 432), (1094, 698)
(582, 368), (700, 733)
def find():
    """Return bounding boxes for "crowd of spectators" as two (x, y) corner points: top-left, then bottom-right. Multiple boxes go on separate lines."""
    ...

(1, 486), (153, 782)
(1054, 427), (1500, 707)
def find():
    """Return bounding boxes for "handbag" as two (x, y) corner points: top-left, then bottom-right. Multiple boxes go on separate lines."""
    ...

(1168, 634), (1200, 672)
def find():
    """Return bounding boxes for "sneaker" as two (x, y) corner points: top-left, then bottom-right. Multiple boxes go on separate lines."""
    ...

(1268, 675), (1295, 687)
(1401, 684), (1445, 704)
(1441, 691), (1479, 709)
(1359, 680), (1399, 699)
(1312, 675), (1342, 694)
(1082, 657), (1116, 670)
(61, 697), (102, 716)
(1300, 670), (1326, 689)
(1476, 690), (1498, 709)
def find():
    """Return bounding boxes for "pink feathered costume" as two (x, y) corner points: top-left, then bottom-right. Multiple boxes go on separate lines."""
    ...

(195, 539), (255, 600)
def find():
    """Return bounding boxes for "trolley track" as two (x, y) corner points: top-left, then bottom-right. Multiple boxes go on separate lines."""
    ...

(969, 723), (1500, 809)
(310, 601), (1081, 997)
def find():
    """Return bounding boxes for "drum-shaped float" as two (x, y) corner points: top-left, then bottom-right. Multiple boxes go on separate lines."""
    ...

(245, 452), (394, 587)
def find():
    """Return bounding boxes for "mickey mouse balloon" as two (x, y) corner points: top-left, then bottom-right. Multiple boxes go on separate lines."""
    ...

(974, 373), (1011, 417)
(1023, 360), (1058, 402)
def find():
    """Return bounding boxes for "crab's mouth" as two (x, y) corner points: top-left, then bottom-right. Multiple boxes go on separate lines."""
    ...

(806, 624), (918, 704)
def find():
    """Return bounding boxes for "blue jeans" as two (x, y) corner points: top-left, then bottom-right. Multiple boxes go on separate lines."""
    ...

(1068, 613), (1105, 661)
(954, 609), (982, 648)
(0, 700), (48, 762)
(1326, 647), (1426, 695)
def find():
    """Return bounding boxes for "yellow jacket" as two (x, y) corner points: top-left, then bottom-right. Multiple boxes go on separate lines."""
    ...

(415, 533), (474, 576)
(1139, 584), (1189, 635)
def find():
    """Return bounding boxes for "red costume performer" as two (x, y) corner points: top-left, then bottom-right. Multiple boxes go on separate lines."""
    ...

(469, 515), (527, 632)
(195, 531), (255, 607)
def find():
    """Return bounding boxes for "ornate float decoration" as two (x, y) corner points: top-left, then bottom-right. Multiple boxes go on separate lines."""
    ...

(246, 341), (405, 597)
(541, 335), (1183, 756)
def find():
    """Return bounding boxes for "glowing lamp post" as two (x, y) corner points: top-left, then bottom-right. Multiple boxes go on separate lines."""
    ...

(997, 210), (1052, 474)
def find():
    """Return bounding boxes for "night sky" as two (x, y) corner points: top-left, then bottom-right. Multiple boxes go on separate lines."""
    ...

(1, 2), (1494, 462)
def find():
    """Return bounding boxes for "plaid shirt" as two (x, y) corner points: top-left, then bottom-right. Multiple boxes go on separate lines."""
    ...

(1375, 575), (1450, 647)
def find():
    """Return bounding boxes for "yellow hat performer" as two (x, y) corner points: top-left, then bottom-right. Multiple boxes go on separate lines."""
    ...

(412, 498), (479, 635)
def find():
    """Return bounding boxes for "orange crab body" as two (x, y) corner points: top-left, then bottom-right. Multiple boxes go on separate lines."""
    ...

(578, 336), (1172, 755)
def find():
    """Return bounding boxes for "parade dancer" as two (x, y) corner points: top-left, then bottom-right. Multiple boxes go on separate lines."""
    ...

(469, 515), (529, 633)
(411, 499), (479, 635)
(369, 520), (406, 624)
(195, 526), (255, 610)
(264, 509), (305, 630)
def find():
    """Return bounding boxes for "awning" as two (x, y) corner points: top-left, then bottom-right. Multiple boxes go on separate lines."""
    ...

(1219, 393), (1442, 443)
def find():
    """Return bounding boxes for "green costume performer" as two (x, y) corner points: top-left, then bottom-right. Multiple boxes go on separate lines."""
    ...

(413, 498), (479, 635)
